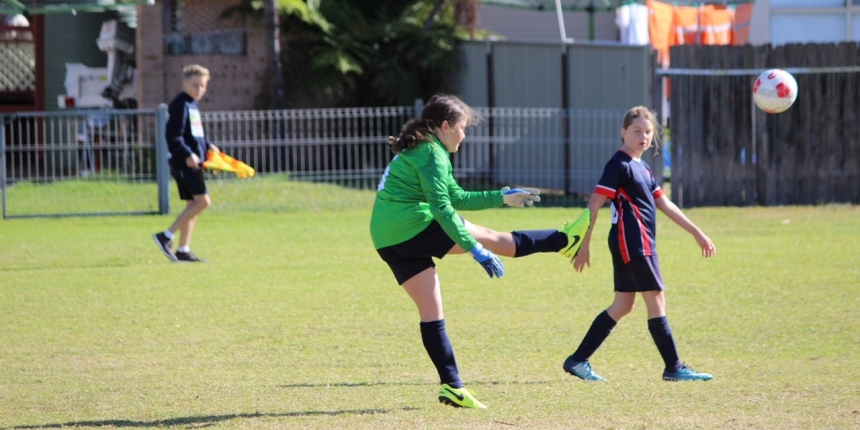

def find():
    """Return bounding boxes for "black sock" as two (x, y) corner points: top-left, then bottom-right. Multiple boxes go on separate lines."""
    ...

(420, 319), (462, 388)
(648, 316), (682, 372)
(511, 230), (568, 257)
(570, 311), (617, 362)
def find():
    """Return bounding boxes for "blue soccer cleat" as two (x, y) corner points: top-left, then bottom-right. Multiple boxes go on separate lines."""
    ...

(562, 356), (607, 381)
(663, 364), (713, 381)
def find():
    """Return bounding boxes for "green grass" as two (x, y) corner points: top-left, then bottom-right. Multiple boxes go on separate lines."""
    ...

(1, 204), (859, 429)
(2, 173), (379, 217)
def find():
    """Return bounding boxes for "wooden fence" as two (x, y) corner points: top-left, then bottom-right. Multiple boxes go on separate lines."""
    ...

(663, 43), (860, 207)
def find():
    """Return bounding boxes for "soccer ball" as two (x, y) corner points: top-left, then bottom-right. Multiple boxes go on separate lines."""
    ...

(753, 69), (798, 114)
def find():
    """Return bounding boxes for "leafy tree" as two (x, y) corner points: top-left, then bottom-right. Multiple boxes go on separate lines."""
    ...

(225, 0), (479, 107)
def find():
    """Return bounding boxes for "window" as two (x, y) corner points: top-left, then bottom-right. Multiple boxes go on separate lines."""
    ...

(163, 0), (245, 56)
(853, 15), (860, 40)
(772, 15), (846, 44)
(769, 0), (860, 44)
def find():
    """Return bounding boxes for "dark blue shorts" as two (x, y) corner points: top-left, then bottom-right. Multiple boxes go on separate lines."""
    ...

(612, 254), (665, 292)
(171, 164), (207, 200)
(376, 220), (457, 285)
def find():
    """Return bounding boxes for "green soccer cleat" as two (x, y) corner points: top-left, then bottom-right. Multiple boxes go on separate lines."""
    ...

(438, 383), (487, 409)
(559, 208), (591, 258)
(663, 364), (713, 381)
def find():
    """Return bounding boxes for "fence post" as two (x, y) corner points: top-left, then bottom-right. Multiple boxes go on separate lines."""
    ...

(156, 104), (170, 215)
(1, 114), (6, 219)
(486, 41), (496, 183)
(561, 44), (571, 195)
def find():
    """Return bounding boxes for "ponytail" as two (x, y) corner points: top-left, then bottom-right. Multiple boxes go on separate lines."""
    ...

(388, 94), (481, 154)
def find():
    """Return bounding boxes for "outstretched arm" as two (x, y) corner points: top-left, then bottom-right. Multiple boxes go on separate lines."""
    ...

(572, 193), (609, 272)
(655, 195), (716, 258)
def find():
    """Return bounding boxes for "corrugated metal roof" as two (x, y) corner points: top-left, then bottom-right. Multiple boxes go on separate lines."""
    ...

(1, 0), (152, 15)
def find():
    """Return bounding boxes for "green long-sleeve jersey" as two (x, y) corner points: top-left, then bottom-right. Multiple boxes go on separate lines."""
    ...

(370, 137), (504, 250)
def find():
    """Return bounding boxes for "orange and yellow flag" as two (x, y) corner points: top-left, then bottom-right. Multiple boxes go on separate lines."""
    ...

(202, 150), (255, 179)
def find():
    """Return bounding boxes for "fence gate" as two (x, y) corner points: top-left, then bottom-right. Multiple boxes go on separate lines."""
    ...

(1, 108), (167, 218)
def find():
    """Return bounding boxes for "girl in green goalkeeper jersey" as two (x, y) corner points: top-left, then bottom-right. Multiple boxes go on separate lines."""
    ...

(370, 94), (591, 409)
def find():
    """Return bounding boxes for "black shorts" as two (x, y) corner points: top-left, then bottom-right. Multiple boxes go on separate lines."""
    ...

(376, 220), (457, 285)
(171, 164), (207, 200)
(612, 254), (665, 292)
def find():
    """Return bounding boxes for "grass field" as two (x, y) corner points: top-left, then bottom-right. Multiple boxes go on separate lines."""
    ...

(1, 203), (859, 429)
(1, 174), (378, 217)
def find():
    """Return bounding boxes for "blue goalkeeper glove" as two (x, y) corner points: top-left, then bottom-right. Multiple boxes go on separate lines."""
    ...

(502, 186), (541, 207)
(469, 243), (505, 278)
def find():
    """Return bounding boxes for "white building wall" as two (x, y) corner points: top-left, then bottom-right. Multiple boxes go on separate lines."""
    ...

(748, 0), (860, 46)
(749, 0), (771, 45)
(478, 5), (618, 43)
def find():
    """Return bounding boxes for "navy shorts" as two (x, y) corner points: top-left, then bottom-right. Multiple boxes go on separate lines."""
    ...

(376, 220), (457, 285)
(171, 164), (207, 200)
(612, 254), (665, 292)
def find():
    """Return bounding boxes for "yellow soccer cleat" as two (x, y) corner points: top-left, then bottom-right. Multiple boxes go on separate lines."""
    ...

(438, 383), (487, 409)
(559, 208), (591, 258)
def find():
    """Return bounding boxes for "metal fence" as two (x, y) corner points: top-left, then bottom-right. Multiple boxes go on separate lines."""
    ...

(2, 105), (628, 218)
(1, 108), (164, 218)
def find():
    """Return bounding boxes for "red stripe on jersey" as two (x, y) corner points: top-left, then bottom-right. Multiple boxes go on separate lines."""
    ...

(615, 202), (630, 264)
(595, 185), (616, 199)
(653, 187), (665, 199)
(618, 188), (652, 256)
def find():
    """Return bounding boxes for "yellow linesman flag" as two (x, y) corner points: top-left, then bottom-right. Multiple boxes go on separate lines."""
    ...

(202, 150), (255, 179)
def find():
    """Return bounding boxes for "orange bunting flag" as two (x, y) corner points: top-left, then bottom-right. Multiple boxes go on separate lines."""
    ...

(202, 150), (255, 179)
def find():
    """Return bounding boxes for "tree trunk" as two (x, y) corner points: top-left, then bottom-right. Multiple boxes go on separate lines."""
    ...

(422, 0), (445, 33)
(264, 0), (286, 109)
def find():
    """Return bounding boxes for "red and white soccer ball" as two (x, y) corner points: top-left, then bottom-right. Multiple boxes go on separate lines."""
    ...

(753, 69), (798, 114)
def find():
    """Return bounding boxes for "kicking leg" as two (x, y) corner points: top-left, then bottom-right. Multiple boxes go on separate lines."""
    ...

(446, 220), (568, 258)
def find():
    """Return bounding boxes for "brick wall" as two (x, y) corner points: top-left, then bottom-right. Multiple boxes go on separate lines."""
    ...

(135, 0), (267, 111)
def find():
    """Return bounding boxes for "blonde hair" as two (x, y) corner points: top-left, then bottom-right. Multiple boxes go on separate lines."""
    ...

(388, 94), (482, 154)
(622, 105), (662, 154)
(182, 64), (210, 80)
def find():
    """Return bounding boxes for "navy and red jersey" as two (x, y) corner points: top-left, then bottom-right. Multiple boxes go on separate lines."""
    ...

(593, 149), (665, 264)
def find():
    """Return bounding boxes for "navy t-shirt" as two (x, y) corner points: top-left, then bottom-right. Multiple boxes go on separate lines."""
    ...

(594, 149), (665, 264)
(165, 92), (211, 168)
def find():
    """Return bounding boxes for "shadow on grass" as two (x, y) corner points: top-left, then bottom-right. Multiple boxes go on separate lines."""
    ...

(280, 380), (553, 388)
(0, 261), (136, 272)
(5, 407), (418, 429)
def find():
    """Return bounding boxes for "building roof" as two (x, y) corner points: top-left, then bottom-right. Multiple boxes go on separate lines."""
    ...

(0, 0), (152, 16)
(1, 0), (152, 28)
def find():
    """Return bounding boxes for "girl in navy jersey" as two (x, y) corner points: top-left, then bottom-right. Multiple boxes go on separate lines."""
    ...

(565, 106), (716, 382)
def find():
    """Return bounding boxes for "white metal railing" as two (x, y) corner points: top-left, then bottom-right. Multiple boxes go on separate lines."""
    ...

(1, 106), (627, 218)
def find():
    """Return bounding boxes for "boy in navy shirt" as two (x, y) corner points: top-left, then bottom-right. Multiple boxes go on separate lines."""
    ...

(566, 106), (716, 382)
(152, 65), (219, 262)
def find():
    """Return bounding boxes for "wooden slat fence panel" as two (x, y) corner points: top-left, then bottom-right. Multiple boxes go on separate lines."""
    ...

(665, 43), (860, 207)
